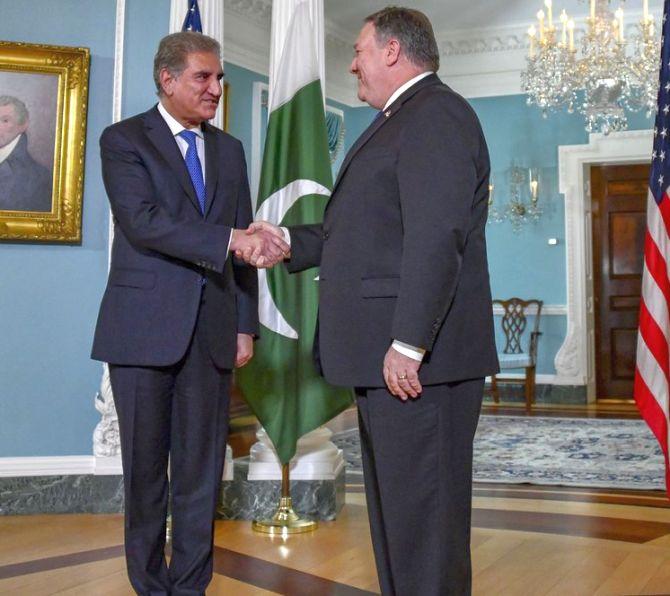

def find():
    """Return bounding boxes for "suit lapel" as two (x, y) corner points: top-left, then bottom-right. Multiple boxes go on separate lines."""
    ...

(203, 123), (220, 219)
(143, 107), (201, 214)
(332, 74), (442, 194)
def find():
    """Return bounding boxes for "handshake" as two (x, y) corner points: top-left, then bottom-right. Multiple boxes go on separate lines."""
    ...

(230, 221), (290, 268)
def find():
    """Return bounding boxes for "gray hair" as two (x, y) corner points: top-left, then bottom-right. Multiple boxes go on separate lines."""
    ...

(0, 95), (29, 124)
(365, 6), (440, 72)
(153, 31), (221, 95)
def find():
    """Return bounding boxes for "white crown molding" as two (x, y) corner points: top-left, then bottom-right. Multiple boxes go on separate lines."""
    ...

(556, 129), (653, 398)
(226, 0), (272, 26)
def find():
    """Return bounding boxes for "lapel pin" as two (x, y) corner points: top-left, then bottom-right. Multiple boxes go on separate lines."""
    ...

(384, 110), (391, 118)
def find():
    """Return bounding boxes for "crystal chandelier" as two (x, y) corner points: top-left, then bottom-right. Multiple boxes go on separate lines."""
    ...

(521, 0), (659, 134)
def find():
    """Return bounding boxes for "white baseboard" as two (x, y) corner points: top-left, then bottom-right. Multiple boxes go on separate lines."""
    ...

(0, 456), (96, 477)
(486, 373), (561, 385)
(0, 452), (233, 479)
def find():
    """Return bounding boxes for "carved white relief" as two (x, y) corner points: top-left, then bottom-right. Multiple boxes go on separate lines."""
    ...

(247, 427), (345, 480)
(93, 364), (120, 457)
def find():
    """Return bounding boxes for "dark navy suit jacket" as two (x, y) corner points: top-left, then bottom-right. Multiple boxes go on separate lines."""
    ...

(287, 74), (498, 387)
(91, 106), (258, 368)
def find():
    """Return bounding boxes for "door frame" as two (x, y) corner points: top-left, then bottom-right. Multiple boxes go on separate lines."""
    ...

(557, 129), (652, 403)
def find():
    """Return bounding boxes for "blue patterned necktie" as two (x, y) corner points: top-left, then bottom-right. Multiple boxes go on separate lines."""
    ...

(178, 130), (206, 215)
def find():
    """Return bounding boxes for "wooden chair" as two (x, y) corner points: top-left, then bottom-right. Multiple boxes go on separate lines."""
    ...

(490, 298), (543, 410)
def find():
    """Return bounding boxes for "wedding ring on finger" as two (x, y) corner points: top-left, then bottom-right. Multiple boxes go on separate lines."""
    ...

(397, 373), (407, 380)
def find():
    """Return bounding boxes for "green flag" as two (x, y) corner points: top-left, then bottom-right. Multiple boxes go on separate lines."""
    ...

(236, 1), (353, 465)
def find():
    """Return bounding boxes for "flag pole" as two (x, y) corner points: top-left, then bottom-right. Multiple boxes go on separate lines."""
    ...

(252, 463), (318, 534)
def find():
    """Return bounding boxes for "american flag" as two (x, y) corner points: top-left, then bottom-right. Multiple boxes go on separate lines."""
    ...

(636, 1), (670, 495)
(182, 0), (202, 33)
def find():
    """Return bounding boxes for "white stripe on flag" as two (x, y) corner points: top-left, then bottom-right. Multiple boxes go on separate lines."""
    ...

(642, 263), (670, 344)
(637, 332), (670, 419)
(647, 191), (670, 258)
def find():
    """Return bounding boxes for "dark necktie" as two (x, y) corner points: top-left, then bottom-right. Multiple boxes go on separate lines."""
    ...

(178, 130), (206, 215)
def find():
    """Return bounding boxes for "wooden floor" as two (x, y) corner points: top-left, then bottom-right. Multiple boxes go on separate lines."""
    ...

(3, 404), (669, 595)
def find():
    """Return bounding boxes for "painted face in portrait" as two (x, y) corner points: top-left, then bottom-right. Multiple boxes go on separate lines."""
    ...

(160, 51), (223, 128)
(350, 22), (395, 110)
(0, 104), (28, 149)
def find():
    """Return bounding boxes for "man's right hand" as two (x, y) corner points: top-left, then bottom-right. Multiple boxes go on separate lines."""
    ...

(230, 226), (289, 268)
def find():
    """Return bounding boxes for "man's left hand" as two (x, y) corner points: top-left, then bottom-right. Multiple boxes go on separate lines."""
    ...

(235, 333), (254, 368)
(383, 346), (423, 401)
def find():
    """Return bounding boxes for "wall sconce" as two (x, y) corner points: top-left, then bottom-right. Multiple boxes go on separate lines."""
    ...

(487, 166), (544, 233)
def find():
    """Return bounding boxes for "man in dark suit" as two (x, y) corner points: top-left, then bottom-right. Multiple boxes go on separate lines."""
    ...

(0, 96), (52, 212)
(91, 32), (287, 596)
(247, 7), (498, 595)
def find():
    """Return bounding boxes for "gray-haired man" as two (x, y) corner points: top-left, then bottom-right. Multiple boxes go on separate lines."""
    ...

(92, 32), (287, 595)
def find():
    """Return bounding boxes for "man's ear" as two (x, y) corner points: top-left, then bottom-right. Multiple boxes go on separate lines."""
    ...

(18, 119), (29, 135)
(159, 68), (175, 97)
(385, 39), (401, 66)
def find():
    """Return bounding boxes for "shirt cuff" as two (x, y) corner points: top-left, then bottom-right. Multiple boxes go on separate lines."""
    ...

(391, 340), (425, 362)
(226, 229), (233, 255)
(280, 226), (291, 247)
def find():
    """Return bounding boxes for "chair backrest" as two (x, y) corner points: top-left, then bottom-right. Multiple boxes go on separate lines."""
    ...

(492, 298), (543, 354)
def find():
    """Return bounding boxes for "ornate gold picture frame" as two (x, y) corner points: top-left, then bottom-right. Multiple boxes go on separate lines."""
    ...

(0, 41), (90, 243)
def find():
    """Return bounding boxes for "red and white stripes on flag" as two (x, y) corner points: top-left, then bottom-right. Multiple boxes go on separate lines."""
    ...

(635, 0), (670, 496)
(636, 192), (670, 494)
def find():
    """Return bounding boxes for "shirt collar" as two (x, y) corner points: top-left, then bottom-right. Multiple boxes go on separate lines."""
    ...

(383, 71), (433, 112)
(0, 133), (22, 165)
(157, 102), (204, 139)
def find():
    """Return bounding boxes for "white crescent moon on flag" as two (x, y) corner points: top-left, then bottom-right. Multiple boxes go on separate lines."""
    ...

(256, 179), (331, 339)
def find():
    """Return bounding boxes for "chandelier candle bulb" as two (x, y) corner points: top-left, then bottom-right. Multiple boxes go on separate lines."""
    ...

(545, 0), (553, 30)
(643, 0), (648, 22)
(560, 10), (568, 46)
(528, 25), (537, 57)
(537, 10), (545, 41)
(617, 7), (624, 42)
(590, 0), (595, 21)
(567, 19), (575, 51)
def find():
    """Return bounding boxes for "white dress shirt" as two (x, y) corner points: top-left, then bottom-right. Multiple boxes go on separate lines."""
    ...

(157, 102), (232, 252)
(0, 133), (21, 165)
(282, 73), (436, 363)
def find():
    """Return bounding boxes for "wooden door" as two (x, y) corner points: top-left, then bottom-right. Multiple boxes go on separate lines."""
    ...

(591, 164), (649, 400)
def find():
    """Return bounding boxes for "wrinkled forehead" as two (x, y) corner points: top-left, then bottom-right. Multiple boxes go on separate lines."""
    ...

(0, 104), (19, 119)
(183, 50), (223, 74)
(354, 22), (378, 50)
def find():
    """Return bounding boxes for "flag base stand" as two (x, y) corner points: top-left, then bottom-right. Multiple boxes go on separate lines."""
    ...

(252, 464), (318, 535)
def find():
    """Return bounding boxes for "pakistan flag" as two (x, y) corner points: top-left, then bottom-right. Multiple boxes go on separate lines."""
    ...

(236, 0), (353, 465)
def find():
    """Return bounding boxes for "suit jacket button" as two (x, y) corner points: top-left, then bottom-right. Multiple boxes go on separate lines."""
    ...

(323, 231), (329, 240)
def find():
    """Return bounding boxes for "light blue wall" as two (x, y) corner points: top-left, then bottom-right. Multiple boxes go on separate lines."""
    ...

(0, 0), (116, 456)
(471, 95), (653, 374)
(0, 0), (655, 457)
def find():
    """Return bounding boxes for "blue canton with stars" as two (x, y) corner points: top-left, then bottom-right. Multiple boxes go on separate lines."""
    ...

(182, 0), (202, 33)
(651, 3), (670, 203)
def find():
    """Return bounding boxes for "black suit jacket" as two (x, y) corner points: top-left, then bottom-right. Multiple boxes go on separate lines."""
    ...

(0, 134), (52, 212)
(91, 106), (258, 368)
(287, 74), (498, 387)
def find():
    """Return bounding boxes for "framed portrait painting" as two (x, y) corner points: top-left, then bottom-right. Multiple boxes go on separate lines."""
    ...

(0, 41), (90, 243)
